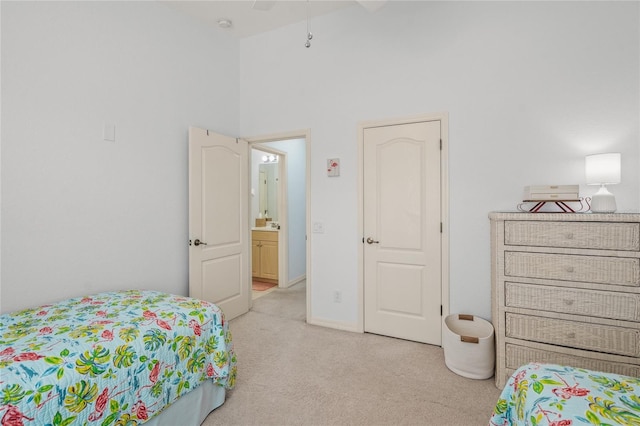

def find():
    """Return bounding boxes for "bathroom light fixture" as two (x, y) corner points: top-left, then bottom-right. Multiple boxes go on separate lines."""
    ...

(261, 154), (278, 163)
(585, 152), (621, 213)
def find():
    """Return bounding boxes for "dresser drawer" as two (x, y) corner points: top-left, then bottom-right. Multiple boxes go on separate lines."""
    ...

(505, 221), (640, 251)
(505, 344), (640, 377)
(505, 313), (640, 357)
(505, 282), (640, 321)
(505, 252), (640, 287)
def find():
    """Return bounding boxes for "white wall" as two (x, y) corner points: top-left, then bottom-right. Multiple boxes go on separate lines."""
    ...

(238, 1), (640, 325)
(1, 1), (239, 312)
(2, 1), (638, 325)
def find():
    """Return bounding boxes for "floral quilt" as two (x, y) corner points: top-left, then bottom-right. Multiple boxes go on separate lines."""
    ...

(0, 290), (237, 425)
(490, 363), (640, 426)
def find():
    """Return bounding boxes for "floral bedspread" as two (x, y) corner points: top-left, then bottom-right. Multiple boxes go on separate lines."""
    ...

(0, 290), (237, 425)
(490, 363), (640, 425)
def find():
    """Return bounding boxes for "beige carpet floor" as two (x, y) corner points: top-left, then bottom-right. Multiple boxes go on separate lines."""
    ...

(203, 282), (501, 425)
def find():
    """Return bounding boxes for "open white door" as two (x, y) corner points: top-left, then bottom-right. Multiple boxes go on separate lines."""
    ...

(189, 127), (249, 320)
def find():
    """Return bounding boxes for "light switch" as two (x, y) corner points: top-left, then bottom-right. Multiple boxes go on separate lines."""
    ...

(103, 123), (115, 141)
(313, 222), (324, 233)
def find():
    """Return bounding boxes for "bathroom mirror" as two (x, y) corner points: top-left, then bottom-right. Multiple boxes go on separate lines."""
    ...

(258, 162), (278, 221)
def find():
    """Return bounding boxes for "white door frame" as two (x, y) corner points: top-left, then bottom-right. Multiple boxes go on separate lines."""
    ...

(244, 129), (311, 322)
(357, 113), (450, 338)
(250, 144), (288, 288)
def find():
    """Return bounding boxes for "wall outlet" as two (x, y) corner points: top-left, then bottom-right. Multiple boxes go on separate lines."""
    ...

(333, 290), (342, 303)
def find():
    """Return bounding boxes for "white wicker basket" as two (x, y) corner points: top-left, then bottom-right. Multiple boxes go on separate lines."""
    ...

(443, 314), (495, 379)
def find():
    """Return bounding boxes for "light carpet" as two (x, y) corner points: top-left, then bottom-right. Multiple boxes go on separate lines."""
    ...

(203, 282), (500, 425)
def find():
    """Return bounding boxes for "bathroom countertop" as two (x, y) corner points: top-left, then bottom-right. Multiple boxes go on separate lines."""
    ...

(252, 226), (278, 231)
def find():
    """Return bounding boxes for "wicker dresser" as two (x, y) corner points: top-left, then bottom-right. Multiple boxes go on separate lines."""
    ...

(490, 212), (640, 388)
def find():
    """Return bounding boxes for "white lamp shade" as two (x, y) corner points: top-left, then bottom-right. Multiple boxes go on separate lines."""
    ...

(585, 153), (621, 185)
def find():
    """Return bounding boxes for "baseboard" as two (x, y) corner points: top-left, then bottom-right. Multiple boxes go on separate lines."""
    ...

(306, 316), (361, 333)
(281, 274), (306, 289)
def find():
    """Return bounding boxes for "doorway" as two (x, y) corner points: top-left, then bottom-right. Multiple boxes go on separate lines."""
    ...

(250, 145), (286, 299)
(357, 114), (449, 345)
(247, 132), (309, 321)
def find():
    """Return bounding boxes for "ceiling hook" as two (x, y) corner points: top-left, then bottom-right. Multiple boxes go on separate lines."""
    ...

(305, 0), (312, 48)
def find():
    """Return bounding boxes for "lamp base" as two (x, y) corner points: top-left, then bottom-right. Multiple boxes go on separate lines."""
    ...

(590, 185), (617, 213)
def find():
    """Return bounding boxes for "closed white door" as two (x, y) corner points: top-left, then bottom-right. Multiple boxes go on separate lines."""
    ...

(188, 127), (249, 320)
(363, 120), (442, 345)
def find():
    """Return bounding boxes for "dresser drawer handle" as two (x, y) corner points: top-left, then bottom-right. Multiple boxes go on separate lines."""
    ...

(563, 299), (574, 306)
(567, 332), (576, 339)
(565, 266), (575, 273)
(565, 233), (574, 240)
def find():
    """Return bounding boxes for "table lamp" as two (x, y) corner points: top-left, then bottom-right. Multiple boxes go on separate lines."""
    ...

(585, 153), (621, 213)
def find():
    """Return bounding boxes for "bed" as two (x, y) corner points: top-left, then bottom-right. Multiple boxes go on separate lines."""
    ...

(0, 290), (236, 425)
(490, 363), (640, 425)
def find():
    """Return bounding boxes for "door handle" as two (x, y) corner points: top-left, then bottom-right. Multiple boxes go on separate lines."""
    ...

(366, 237), (379, 244)
(194, 239), (208, 246)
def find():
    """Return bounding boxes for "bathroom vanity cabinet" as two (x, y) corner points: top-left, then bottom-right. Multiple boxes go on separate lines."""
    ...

(252, 229), (278, 281)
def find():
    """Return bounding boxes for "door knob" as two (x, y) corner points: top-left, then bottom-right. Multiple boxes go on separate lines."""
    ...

(366, 237), (379, 244)
(194, 239), (208, 246)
